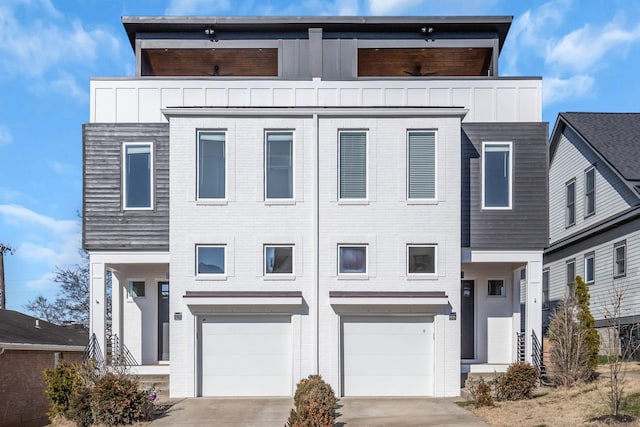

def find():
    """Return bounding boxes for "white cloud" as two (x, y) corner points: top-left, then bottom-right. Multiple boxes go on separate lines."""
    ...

(367, 0), (421, 15)
(0, 187), (35, 203)
(25, 272), (57, 292)
(48, 160), (76, 176)
(51, 73), (88, 102)
(0, 125), (12, 145)
(543, 75), (594, 106)
(165, 0), (231, 15)
(0, 204), (77, 235)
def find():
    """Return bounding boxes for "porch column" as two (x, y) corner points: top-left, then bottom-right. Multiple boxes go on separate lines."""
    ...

(111, 272), (122, 352)
(89, 257), (107, 361)
(525, 253), (543, 364)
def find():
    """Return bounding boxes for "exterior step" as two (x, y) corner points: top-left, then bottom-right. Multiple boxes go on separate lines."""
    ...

(130, 374), (170, 401)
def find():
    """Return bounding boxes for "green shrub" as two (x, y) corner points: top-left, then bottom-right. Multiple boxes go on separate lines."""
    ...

(43, 361), (89, 419)
(67, 386), (93, 427)
(91, 373), (151, 426)
(468, 377), (494, 408)
(288, 375), (336, 427)
(496, 362), (538, 401)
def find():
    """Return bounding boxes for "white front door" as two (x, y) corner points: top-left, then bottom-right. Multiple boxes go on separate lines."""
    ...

(342, 316), (434, 396)
(199, 315), (292, 396)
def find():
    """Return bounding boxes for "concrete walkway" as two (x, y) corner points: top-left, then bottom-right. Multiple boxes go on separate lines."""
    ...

(148, 397), (488, 426)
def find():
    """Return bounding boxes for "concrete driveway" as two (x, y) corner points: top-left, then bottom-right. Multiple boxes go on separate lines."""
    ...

(148, 397), (488, 426)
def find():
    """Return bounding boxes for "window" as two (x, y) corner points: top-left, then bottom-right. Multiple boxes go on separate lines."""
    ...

(196, 245), (225, 275)
(407, 245), (436, 274)
(482, 142), (512, 209)
(585, 253), (595, 284)
(542, 269), (550, 307)
(338, 131), (367, 199)
(197, 131), (225, 199)
(584, 167), (595, 217)
(566, 179), (576, 227)
(123, 143), (152, 209)
(566, 259), (576, 291)
(128, 281), (145, 298)
(614, 241), (626, 278)
(488, 279), (505, 296)
(265, 131), (293, 199)
(264, 245), (294, 275)
(407, 131), (436, 200)
(338, 245), (367, 274)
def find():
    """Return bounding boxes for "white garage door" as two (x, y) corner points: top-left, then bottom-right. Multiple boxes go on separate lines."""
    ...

(342, 316), (434, 396)
(199, 315), (292, 396)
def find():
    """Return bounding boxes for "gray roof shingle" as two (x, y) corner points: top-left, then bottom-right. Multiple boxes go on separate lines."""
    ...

(0, 310), (88, 347)
(560, 112), (640, 181)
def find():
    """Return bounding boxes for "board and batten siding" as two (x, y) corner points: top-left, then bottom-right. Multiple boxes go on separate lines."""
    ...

(83, 123), (169, 251)
(549, 127), (639, 245)
(461, 122), (548, 250)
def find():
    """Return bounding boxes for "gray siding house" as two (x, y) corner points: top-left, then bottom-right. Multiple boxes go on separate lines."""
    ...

(544, 113), (640, 335)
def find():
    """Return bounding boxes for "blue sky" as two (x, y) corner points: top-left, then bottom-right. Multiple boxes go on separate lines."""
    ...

(1, 0), (639, 314)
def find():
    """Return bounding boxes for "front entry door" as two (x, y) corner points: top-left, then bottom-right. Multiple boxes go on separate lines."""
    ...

(461, 280), (475, 359)
(158, 282), (169, 361)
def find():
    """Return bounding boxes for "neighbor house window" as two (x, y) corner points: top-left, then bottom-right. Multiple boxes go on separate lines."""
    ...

(123, 143), (152, 209)
(614, 241), (626, 278)
(339, 131), (367, 199)
(585, 253), (595, 284)
(338, 245), (367, 274)
(128, 281), (145, 298)
(482, 142), (512, 209)
(566, 259), (576, 291)
(407, 131), (436, 200)
(264, 245), (294, 275)
(584, 167), (595, 217)
(542, 269), (550, 307)
(488, 279), (506, 296)
(407, 245), (436, 274)
(265, 131), (293, 200)
(196, 245), (225, 275)
(197, 131), (225, 199)
(566, 179), (576, 227)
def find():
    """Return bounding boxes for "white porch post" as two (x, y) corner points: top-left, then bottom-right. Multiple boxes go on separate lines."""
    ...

(525, 253), (543, 364)
(89, 257), (107, 361)
(512, 275), (521, 363)
(111, 272), (122, 352)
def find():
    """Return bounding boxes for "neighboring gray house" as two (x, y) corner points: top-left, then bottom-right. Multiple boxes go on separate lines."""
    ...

(544, 113), (640, 334)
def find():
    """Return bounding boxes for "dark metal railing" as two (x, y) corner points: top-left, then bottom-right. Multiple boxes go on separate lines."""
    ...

(516, 330), (526, 362)
(82, 333), (105, 368)
(109, 333), (138, 367)
(531, 330), (546, 376)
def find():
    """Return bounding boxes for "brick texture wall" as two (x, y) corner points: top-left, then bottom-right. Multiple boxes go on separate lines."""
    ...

(0, 349), (83, 427)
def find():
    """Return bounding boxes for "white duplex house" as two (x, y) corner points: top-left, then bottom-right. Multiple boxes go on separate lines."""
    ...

(84, 15), (548, 398)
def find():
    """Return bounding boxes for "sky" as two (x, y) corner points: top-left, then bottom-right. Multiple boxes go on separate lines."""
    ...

(1, 0), (640, 314)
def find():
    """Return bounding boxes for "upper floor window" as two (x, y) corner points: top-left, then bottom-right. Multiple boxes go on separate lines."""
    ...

(407, 244), (436, 274)
(542, 269), (549, 308)
(407, 131), (436, 200)
(196, 245), (225, 275)
(566, 179), (576, 227)
(488, 279), (506, 297)
(585, 253), (595, 284)
(339, 131), (367, 200)
(197, 131), (225, 200)
(338, 245), (367, 275)
(566, 259), (576, 292)
(614, 241), (626, 278)
(123, 143), (153, 210)
(584, 167), (595, 217)
(265, 131), (293, 200)
(264, 245), (294, 275)
(482, 142), (512, 209)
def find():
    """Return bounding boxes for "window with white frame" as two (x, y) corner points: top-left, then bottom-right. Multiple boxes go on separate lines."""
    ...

(128, 281), (145, 298)
(264, 245), (294, 275)
(584, 167), (595, 217)
(407, 245), (436, 274)
(265, 131), (293, 200)
(338, 131), (367, 200)
(407, 131), (436, 200)
(585, 253), (595, 284)
(482, 142), (512, 209)
(566, 179), (576, 227)
(566, 259), (576, 291)
(123, 143), (152, 209)
(542, 269), (549, 307)
(338, 245), (367, 274)
(488, 279), (506, 296)
(197, 131), (225, 199)
(614, 241), (626, 278)
(196, 245), (225, 275)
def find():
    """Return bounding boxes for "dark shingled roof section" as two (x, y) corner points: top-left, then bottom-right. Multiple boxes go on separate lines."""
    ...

(561, 112), (640, 181)
(0, 310), (88, 347)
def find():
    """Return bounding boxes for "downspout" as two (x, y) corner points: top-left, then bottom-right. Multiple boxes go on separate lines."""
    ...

(313, 112), (320, 375)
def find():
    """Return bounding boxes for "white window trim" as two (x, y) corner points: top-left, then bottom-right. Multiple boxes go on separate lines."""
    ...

(481, 141), (513, 210)
(565, 178), (576, 228)
(195, 244), (227, 280)
(614, 241), (626, 279)
(487, 278), (506, 297)
(338, 130), (368, 202)
(263, 244), (295, 279)
(264, 130), (295, 202)
(337, 244), (368, 278)
(406, 244), (437, 276)
(127, 279), (146, 300)
(584, 252), (595, 284)
(584, 167), (596, 218)
(566, 258), (576, 288)
(406, 130), (438, 202)
(122, 142), (154, 211)
(196, 130), (227, 203)
(542, 268), (550, 307)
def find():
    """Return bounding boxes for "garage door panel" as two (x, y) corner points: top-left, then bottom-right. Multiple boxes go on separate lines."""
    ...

(344, 375), (430, 396)
(201, 375), (291, 397)
(345, 335), (432, 355)
(204, 333), (290, 354)
(345, 354), (431, 376)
